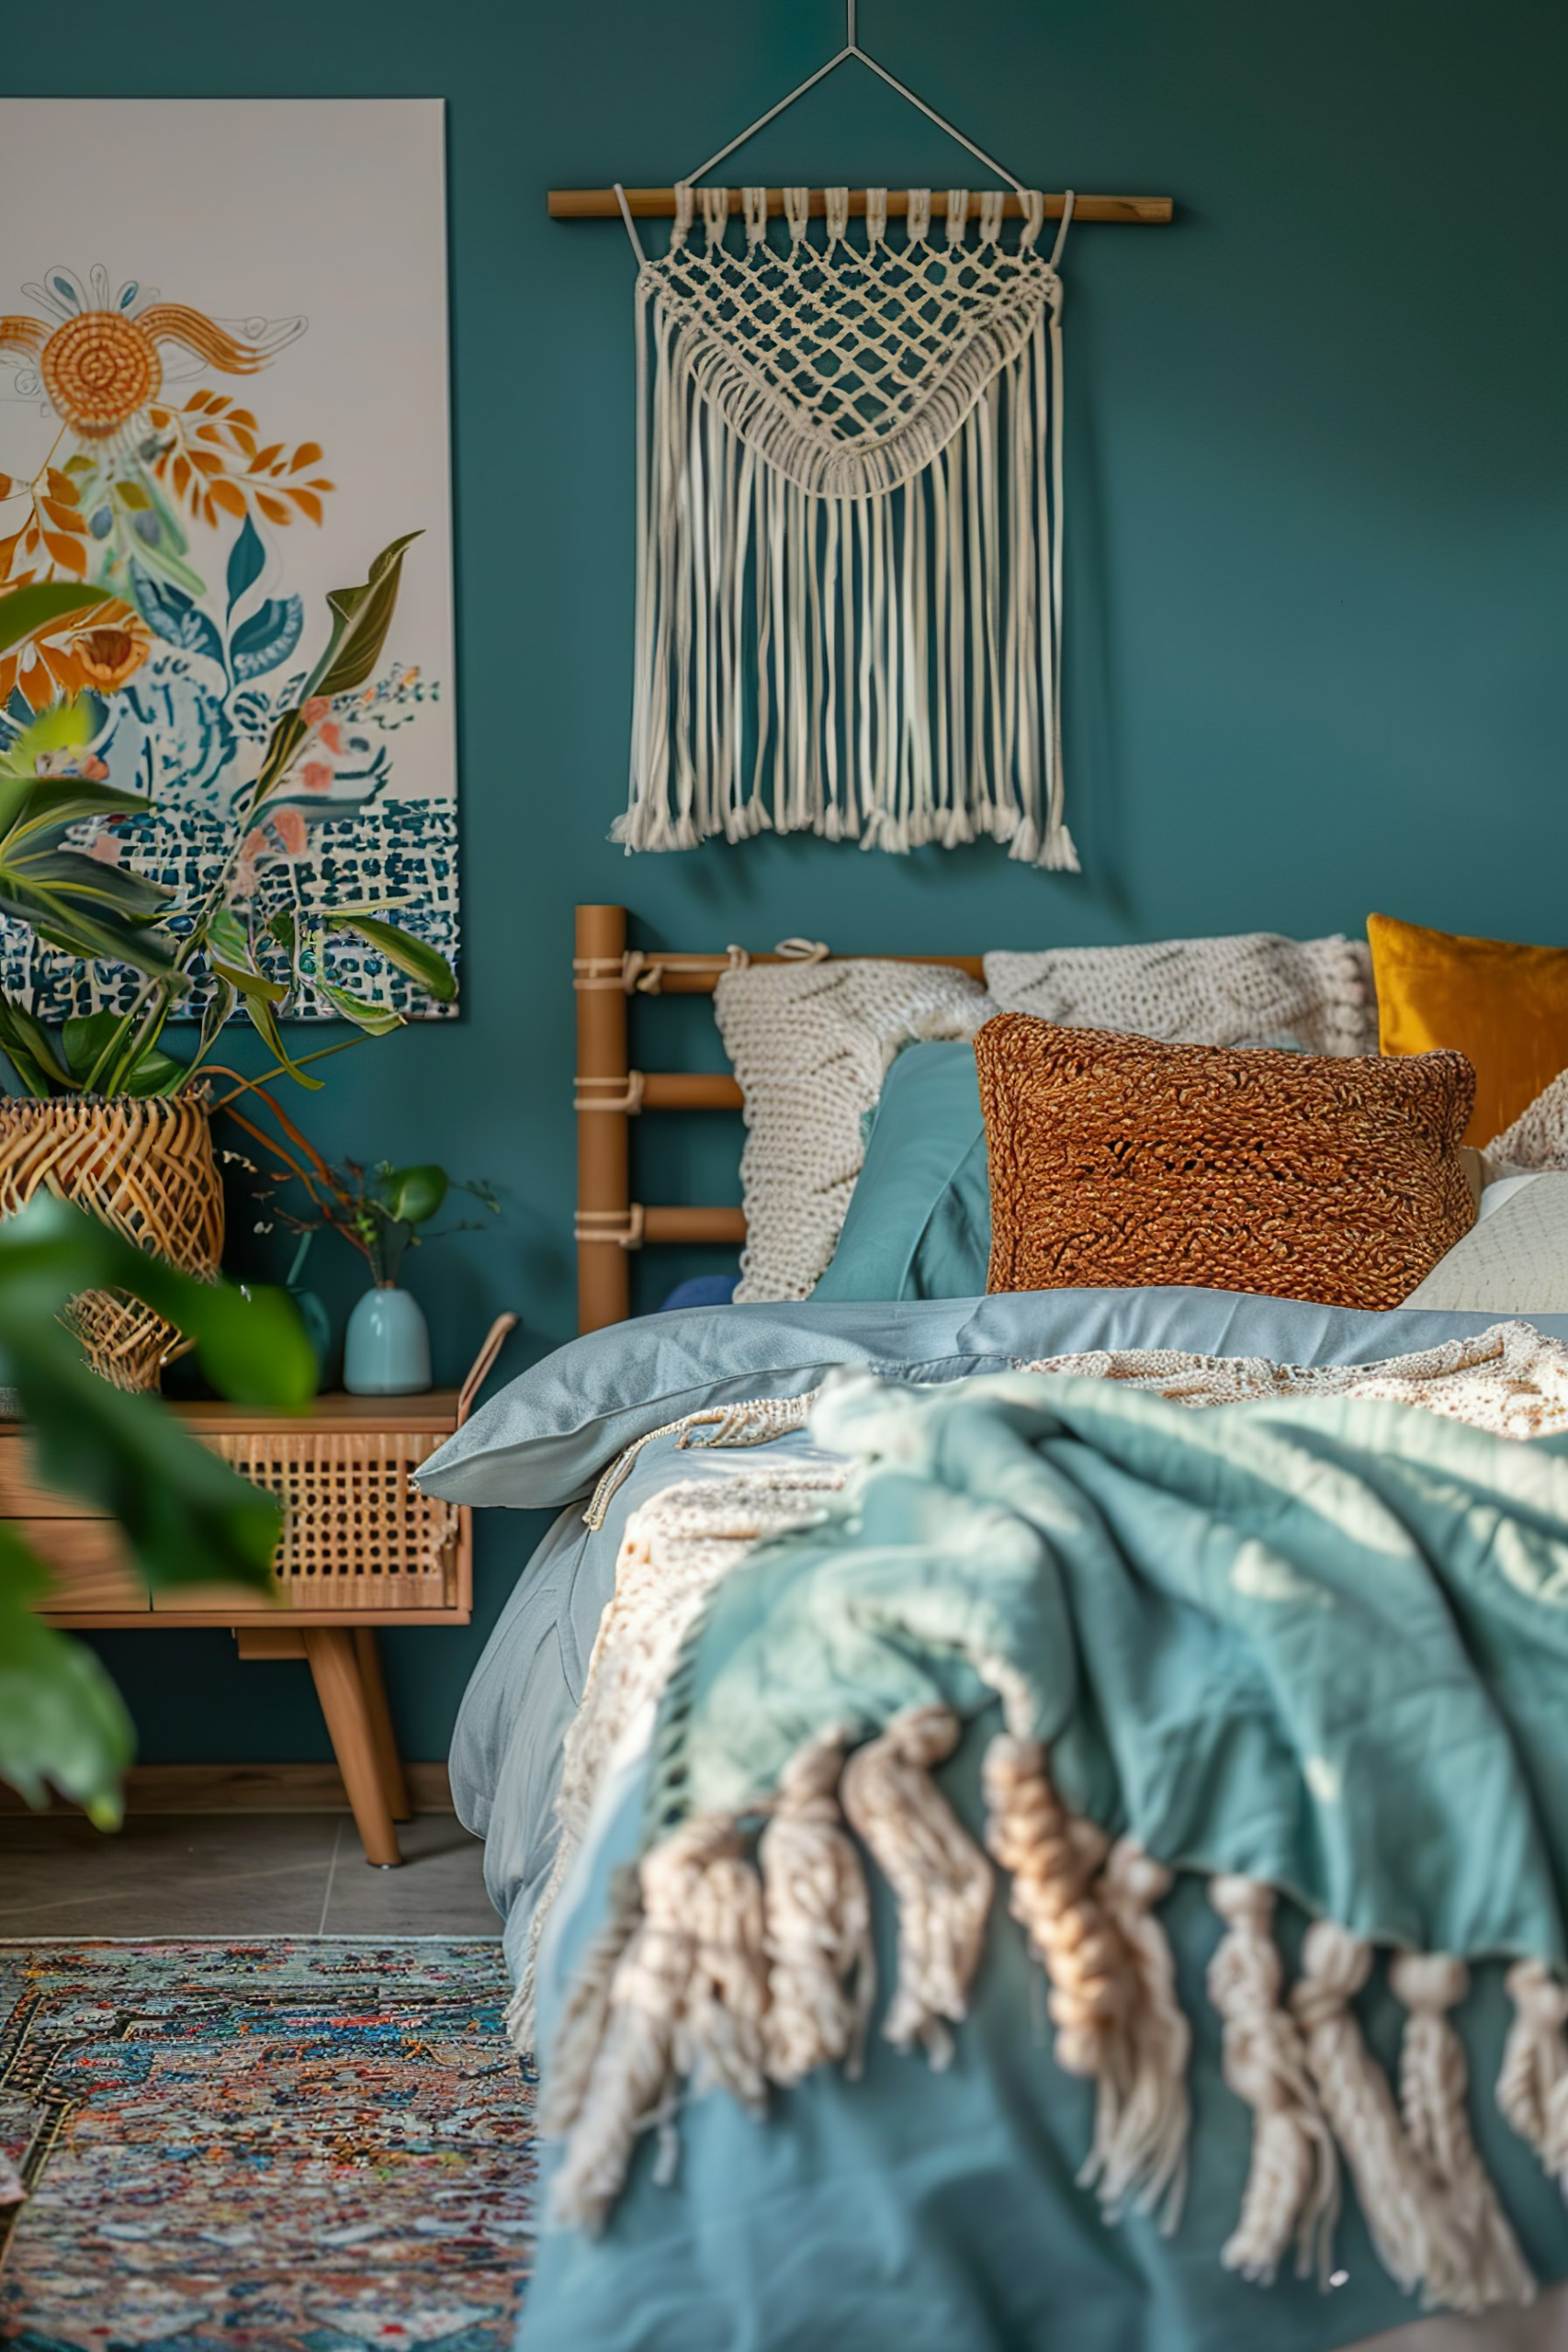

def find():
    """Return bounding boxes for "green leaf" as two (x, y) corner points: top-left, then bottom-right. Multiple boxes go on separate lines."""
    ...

(0, 777), (151, 837)
(325, 913), (456, 1004)
(242, 990), (323, 1088)
(377, 1163), (448, 1225)
(0, 1531), (133, 1822)
(15, 850), (170, 923)
(210, 956), (288, 1005)
(113, 481), (152, 512)
(197, 975), (237, 1065)
(0, 1193), (316, 1412)
(61, 1012), (186, 1099)
(0, 997), (73, 1095)
(0, 581), (113, 660)
(0, 885), (184, 979)
(317, 981), (402, 1035)
(205, 906), (253, 967)
(267, 909), (297, 951)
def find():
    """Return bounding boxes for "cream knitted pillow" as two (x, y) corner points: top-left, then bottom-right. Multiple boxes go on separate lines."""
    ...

(1487, 1069), (1568, 1170)
(984, 933), (1375, 1056)
(1404, 1173), (1568, 1311)
(714, 959), (993, 1303)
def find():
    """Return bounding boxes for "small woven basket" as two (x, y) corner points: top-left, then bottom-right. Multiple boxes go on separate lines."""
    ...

(0, 1094), (225, 1391)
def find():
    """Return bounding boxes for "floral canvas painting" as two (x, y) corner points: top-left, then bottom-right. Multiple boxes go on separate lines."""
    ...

(0, 97), (457, 1021)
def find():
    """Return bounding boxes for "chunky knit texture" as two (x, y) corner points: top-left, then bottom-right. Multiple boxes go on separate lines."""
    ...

(977, 1017), (1475, 1308)
(985, 933), (1375, 1056)
(715, 957), (992, 1303)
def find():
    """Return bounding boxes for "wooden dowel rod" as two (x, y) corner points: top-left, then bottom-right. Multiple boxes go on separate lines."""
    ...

(548, 187), (1171, 225)
(643, 1206), (748, 1245)
(653, 952), (986, 994)
(641, 1072), (745, 1112)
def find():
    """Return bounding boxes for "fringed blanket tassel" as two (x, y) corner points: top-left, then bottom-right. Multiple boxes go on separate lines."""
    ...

(1206, 1878), (1340, 2286)
(981, 1736), (1190, 2229)
(759, 1729), (874, 2084)
(839, 1705), (992, 2069)
(1496, 1960), (1568, 2183)
(1390, 1955), (1535, 2312)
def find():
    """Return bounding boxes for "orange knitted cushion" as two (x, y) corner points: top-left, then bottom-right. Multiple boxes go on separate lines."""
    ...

(976, 1015), (1476, 1308)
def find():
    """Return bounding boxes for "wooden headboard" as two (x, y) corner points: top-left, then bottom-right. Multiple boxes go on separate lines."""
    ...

(574, 904), (983, 1331)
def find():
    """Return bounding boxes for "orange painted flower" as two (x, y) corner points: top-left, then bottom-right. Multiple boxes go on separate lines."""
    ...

(0, 596), (151, 709)
(299, 761), (333, 794)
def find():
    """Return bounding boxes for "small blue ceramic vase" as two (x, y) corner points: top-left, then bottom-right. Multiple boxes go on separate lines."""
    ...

(344, 1284), (432, 1396)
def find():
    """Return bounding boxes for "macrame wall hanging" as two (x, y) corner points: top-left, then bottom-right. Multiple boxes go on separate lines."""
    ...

(549, 8), (1172, 866)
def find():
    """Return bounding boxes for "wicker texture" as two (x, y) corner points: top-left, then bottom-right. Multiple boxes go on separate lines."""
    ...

(215, 1430), (460, 1611)
(0, 1095), (224, 1390)
(976, 1015), (1477, 1310)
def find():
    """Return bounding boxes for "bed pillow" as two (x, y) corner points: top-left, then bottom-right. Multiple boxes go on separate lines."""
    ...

(1405, 1173), (1568, 1312)
(976, 1014), (1476, 1309)
(985, 933), (1374, 1055)
(1483, 1065), (1568, 1169)
(713, 958), (992, 1304)
(814, 1042), (989, 1302)
(1368, 911), (1568, 1147)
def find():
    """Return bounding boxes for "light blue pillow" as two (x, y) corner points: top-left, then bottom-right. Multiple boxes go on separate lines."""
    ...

(814, 1040), (990, 1302)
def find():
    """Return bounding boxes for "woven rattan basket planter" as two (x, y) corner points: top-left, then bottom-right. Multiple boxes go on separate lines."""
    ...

(0, 1094), (224, 1391)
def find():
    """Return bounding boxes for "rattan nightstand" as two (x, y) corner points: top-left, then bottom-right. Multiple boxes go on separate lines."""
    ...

(14, 1313), (517, 1867)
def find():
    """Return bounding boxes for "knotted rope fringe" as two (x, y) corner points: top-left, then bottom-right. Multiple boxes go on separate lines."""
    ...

(1389, 1953), (1535, 2313)
(1291, 1923), (1433, 2297)
(759, 1728), (875, 2084)
(549, 1816), (767, 2233)
(544, 1733), (1565, 2311)
(1206, 1877), (1340, 2286)
(1496, 1960), (1568, 2179)
(982, 1736), (1190, 2229)
(618, 189), (1075, 867)
(839, 1706), (992, 2069)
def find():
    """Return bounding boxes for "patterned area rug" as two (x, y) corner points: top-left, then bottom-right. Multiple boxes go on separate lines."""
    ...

(0, 1939), (535, 2352)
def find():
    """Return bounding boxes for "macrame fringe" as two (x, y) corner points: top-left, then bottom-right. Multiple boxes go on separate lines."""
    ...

(619, 205), (1074, 866)
(1206, 1877), (1339, 2286)
(1389, 1953), (1535, 2313)
(839, 1706), (993, 2069)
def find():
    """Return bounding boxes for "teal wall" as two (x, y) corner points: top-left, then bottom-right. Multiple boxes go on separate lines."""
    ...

(13, 1), (1564, 1765)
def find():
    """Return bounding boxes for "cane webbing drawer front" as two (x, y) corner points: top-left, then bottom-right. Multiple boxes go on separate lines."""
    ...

(208, 1429), (460, 1612)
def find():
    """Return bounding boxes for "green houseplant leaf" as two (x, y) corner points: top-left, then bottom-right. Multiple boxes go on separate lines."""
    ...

(378, 1163), (449, 1226)
(0, 1531), (133, 1826)
(324, 912), (457, 1004)
(0, 1195), (316, 1822)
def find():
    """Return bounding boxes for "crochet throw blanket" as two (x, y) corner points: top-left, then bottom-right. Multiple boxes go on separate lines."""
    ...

(540, 1322), (1568, 2320)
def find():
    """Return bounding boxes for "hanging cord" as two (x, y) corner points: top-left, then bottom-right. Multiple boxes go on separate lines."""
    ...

(680, 2), (1030, 198)
(614, 183), (647, 265)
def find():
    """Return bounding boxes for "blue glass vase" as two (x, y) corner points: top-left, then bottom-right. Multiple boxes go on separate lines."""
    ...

(344, 1284), (432, 1396)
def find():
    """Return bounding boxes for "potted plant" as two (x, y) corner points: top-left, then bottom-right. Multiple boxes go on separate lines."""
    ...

(0, 549), (455, 1390)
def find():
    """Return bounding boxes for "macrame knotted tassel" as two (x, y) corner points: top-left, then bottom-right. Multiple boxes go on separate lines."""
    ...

(982, 1735), (1128, 2080)
(1290, 1921), (1430, 2298)
(1496, 1959), (1568, 2179)
(536, 1861), (644, 2127)
(549, 1815), (756, 2233)
(759, 1728), (874, 2084)
(840, 1704), (992, 2068)
(1080, 1840), (1191, 2231)
(1390, 1952), (1535, 2314)
(1205, 1877), (1339, 2287)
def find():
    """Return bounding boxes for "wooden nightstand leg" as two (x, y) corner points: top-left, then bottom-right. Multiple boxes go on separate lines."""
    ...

(353, 1630), (413, 1822)
(304, 1630), (402, 1867)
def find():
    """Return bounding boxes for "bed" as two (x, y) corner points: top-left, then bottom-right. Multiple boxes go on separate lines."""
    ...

(423, 907), (1568, 2352)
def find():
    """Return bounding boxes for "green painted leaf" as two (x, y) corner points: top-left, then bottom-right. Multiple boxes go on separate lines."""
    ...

(249, 534), (420, 805)
(325, 913), (456, 1004)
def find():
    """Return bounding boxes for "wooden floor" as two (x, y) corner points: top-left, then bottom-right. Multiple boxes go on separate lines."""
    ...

(0, 1810), (498, 1938)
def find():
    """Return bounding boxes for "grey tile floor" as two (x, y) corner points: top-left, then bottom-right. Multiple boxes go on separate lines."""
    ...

(0, 1809), (499, 1938)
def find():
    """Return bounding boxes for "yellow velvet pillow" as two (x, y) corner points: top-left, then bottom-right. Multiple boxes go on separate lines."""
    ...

(1368, 913), (1568, 1146)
